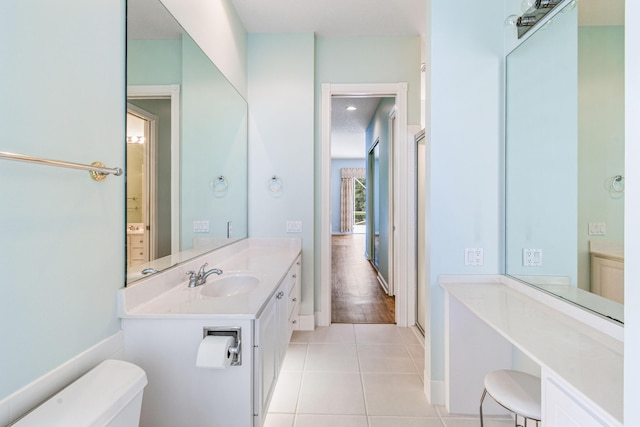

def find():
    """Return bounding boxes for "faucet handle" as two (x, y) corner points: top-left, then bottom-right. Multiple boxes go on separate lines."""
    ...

(198, 263), (209, 275)
(186, 270), (197, 278)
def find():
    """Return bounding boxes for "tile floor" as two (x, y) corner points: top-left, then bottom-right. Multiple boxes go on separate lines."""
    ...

(265, 324), (514, 427)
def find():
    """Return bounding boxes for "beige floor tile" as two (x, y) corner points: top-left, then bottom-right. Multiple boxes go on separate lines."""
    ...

(282, 343), (308, 371)
(363, 373), (437, 417)
(357, 344), (417, 374)
(306, 343), (359, 372)
(397, 326), (424, 346)
(269, 371), (303, 413)
(297, 372), (365, 415)
(294, 414), (368, 427)
(264, 413), (295, 427)
(441, 418), (515, 427)
(369, 416), (444, 427)
(309, 324), (356, 343)
(354, 324), (405, 345)
(291, 330), (312, 343)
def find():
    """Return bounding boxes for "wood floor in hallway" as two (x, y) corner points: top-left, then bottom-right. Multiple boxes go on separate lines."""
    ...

(331, 234), (395, 324)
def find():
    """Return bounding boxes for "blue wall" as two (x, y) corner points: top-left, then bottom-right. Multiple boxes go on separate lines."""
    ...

(0, 0), (126, 398)
(366, 98), (395, 285)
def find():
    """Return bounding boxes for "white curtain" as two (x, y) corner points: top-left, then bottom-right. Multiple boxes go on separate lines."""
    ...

(340, 168), (366, 233)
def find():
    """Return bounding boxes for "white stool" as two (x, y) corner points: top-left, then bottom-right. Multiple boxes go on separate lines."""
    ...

(480, 370), (541, 427)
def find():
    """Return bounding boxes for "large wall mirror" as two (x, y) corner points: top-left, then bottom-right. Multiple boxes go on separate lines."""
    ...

(505, 0), (625, 322)
(125, 0), (248, 284)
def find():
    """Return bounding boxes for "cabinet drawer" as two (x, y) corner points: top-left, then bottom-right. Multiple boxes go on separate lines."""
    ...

(130, 236), (145, 248)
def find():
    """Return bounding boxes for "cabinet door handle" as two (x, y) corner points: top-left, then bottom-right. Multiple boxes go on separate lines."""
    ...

(276, 291), (284, 299)
(292, 298), (297, 302)
(292, 274), (297, 279)
(292, 320), (297, 324)
(296, 261), (301, 265)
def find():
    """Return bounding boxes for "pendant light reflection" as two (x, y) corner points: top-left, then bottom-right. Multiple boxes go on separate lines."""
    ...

(268, 175), (284, 197)
(211, 175), (229, 197)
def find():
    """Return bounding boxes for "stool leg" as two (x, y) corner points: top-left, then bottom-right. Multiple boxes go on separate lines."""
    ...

(479, 388), (487, 427)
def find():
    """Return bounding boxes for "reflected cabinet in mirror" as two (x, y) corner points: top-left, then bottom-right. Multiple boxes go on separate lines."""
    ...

(505, 0), (624, 322)
(125, 0), (248, 284)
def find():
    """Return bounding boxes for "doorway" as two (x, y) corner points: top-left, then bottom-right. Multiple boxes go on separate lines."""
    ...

(125, 107), (155, 267)
(330, 96), (396, 324)
(320, 83), (416, 328)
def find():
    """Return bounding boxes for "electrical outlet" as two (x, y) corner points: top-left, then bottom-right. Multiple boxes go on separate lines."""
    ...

(588, 222), (607, 236)
(193, 220), (209, 233)
(464, 248), (484, 266)
(286, 220), (303, 233)
(523, 248), (542, 267)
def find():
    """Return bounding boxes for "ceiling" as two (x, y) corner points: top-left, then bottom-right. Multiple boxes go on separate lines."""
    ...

(229, 0), (426, 37)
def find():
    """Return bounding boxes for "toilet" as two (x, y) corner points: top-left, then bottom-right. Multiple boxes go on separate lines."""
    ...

(14, 359), (147, 427)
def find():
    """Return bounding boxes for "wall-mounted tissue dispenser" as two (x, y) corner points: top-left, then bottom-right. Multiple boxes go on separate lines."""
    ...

(201, 326), (242, 367)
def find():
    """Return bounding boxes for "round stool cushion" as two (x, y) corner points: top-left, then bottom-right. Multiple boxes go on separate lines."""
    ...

(484, 370), (541, 420)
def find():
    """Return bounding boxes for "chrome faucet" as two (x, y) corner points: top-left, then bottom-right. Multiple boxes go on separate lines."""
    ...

(186, 263), (223, 287)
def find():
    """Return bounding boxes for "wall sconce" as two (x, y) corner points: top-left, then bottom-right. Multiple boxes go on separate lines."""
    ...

(508, 0), (568, 38)
(126, 135), (145, 144)
(267, 175), (284, 197)
(536, 0), (561, 8)
(211, 175), (228, 197)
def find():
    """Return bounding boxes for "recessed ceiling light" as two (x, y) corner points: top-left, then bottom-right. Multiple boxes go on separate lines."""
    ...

(345, 106), (357, 111)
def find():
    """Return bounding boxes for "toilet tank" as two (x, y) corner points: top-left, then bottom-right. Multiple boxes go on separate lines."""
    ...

(13, 359), (147, 427)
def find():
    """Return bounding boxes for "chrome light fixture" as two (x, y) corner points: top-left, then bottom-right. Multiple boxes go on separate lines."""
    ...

(511, 0), (568, 38)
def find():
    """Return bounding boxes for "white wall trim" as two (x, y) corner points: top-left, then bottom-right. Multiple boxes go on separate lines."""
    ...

(0, 332), (124, 425)
(320, 82), (414, 327)
(127, 85), (181, 254)
(295, 314), (315, 331)
(425, 379), (445, 406)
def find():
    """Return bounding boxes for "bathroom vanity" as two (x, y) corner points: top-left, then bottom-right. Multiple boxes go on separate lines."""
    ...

(118, 238), (301, 427)
(442, 275), (623, 427)
(590, 241), (624, 304)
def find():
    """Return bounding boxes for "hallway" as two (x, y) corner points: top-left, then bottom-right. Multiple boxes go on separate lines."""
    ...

(331, 234), (395, 324)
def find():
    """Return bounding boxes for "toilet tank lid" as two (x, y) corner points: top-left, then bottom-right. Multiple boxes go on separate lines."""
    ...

(13, 359), (147, 427)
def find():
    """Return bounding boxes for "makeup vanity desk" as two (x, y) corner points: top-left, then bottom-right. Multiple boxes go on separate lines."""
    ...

(441, 275), (623, 427)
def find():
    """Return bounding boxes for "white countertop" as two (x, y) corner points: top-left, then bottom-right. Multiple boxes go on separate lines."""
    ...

(441, 276), (623, 424)
(119, 238), (301, 319)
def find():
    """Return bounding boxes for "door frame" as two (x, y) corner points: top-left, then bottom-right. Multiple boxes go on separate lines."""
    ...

(126, 103), (158, 260)
(127, 84), (180, 254)
(319, 82), (416, 327)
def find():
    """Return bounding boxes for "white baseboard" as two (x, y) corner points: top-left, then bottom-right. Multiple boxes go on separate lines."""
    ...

(296, 314), (315, 331)
(424, 379), (445, 406)
(0, 331), (124, 425)
(315, 311), (330, 327)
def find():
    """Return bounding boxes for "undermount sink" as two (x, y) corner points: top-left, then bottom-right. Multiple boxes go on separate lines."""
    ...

(199, 273), (260, 298)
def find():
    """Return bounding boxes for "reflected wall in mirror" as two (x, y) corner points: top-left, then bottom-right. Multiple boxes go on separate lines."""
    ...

(505, 0), (624, 322)
(126, 0), (248, 284)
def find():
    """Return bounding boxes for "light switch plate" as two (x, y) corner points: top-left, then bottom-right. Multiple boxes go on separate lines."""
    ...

(588, 222), (606, 236)
(286, 220), (303, 233)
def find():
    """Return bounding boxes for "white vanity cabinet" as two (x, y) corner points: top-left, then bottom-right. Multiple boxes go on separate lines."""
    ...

(119, 238), (303, 427)
(254, 256), (301, 426)
(544, 375), (620, 427)
(288, 257), (302, 333)
(126, 233), (147, 267)
(441, 275), (623, 427)
(589, 241), (624, 304)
